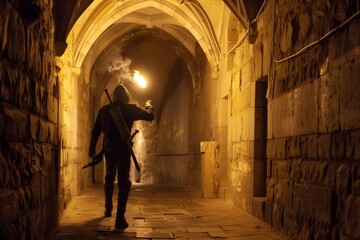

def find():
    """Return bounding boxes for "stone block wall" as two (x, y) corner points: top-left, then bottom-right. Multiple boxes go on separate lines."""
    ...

(0, 0), (59, 239)
(56, 45), (93, 211)
(266, 0), (360, 239)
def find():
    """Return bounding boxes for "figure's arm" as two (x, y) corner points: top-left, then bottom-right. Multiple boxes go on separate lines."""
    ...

(132, 100), (155, 121)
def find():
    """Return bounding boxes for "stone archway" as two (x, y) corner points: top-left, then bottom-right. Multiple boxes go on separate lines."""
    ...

(67, 0), (220, 79)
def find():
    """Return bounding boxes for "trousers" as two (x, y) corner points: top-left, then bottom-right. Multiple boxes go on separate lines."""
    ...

(103, 141), (131, 218)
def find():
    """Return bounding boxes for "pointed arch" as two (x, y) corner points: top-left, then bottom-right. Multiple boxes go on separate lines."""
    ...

(68, 0), (220, 78)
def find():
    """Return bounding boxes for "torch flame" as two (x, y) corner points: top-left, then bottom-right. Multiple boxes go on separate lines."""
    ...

(134, 70), (147, 89)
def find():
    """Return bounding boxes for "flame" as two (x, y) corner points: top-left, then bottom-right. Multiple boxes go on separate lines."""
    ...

(133, 70), (147, 89)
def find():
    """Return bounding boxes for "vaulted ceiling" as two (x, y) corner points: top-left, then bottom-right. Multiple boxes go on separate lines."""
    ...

(53, 0), (264, 56)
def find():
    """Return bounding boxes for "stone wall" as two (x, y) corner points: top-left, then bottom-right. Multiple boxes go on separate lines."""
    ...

(266, 0), (360, 239)
(225, 2), (274, 212)
(56, 44), (92, 212)
(0, 0), (59, 239)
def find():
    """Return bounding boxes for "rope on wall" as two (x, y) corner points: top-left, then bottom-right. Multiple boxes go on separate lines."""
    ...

(273, 10), (360, 63)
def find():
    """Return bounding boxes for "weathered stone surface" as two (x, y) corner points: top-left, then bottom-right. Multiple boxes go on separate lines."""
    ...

(18, 74), (32, 110)
(7, 8), (26, 65)
(319, 69), (340, 133)
(336, 163), (351, 195)
(47, 95), (58, 123)
(7, 143), (32, 188)
(275, 179), (293, 209)
(345, 195), (360, 239)
(340, 59), (360, 130)
(38, 119), (50, 143)
(318, 134), (331, 160)
(272, 160), (290, 179)
(273, 92), (294, 138)
(346, 130), (360, 160)
(28, 113), (38, 143)
(3, 105), (27, 142)
(307, 135), (318, 159)
(266, 177), (275, 202)
(0, 152), (10, 188)
(267, 138), (286, 159)
(331, 132), (346, 160)
(294, 81), (318, 135)
(0, 189), (21, 227)
(0, 0), (59, 238)
(293, 184), (335, 224)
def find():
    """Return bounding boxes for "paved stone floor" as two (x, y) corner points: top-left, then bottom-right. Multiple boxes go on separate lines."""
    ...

(49, 184), (287, 240)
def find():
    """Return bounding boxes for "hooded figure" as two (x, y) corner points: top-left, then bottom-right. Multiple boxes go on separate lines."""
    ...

(89, 84), (154, 229)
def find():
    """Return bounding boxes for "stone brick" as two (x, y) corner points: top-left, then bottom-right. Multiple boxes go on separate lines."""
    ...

(301, 161), (317, 184)
(264, 201), (273, 226)
(267, 100), (274, 139)
(0, 189), (21, 227)
(287, 136), (301, 158)
(294, 81), (319, 135)
(346, 130), (360, 160)
(275, 179), (293, 209)
(299, 136), (308, 159)
(267, 139), (276, 158)
(345, 195), (360, 239)
(273, 92), (294, 138)
(28, 114), (38, 143)
(42, 144), (55, 171)
(307, 135), (318, 159)
(266, 178), (276, 202)
(0, 102), (5, 138)
(294, 184), (335, 224)
(353, 179), (360, 196)
(252, 197), (265, 221)
(272, 160), (291, 179)
(290, 159), (302, 182)
(7, 143), (31, 187)
(48, 122), (57, 145)
(314, 187), (335, 224)
(38, 119), (50, 143)
(273, 62), (289, 94)
(266, 159), (272, 178)
(340, 59), (360, 130)
(324, 162), (337, 189)
(0, 152), (10, 187)
(47, 95), (58, 123)
(29, 208), (41, 240)
(331, 132), (346, 160)
(319, 69), (340, 133)
(336, 163), (351, 195)
(18, 74), (32, 110)
(318, 134), (331, 160)
(272, 202), (284, 231)
(275, 138), (286, 159)
(3, 105), (27, 142)
(283, 210), (299, 240)
(7, 8), (26, 64)
(285, 137), (293, 158)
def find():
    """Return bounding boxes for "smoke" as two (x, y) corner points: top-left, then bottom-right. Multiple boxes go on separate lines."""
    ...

(107, 56), (134, 84)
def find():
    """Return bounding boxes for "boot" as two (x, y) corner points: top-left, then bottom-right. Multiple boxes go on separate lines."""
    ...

(104, 184), (114, 217)
(115, 189), (129, 229)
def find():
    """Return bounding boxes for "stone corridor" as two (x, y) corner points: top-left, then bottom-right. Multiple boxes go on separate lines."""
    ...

(1, 0), (360, 239)
(49, 184), (285, 240)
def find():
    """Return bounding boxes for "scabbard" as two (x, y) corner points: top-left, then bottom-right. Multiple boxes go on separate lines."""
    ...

(126, 140), (140, 172)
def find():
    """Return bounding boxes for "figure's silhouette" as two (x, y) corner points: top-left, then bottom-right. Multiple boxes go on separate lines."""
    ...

(88, 84), (154, 229)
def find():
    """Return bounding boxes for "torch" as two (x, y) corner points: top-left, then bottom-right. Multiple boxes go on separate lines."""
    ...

(133, 70), (149, 100)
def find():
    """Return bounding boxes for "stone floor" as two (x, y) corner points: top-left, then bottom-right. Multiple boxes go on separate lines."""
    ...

(49, 184), (287, 240)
